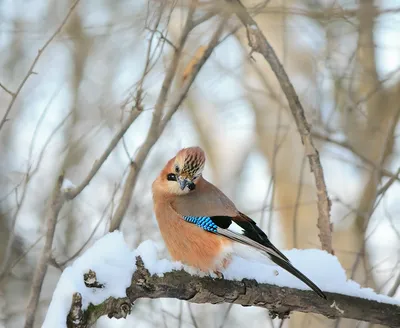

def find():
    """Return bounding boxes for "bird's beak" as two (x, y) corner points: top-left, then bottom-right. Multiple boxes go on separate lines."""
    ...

(178, 177), (189, 190)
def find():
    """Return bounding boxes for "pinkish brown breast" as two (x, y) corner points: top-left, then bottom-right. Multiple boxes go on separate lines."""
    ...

(153, 198), (231, 272)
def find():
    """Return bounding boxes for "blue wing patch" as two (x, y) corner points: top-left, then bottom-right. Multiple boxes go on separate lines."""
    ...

(183, 216), (218, 232)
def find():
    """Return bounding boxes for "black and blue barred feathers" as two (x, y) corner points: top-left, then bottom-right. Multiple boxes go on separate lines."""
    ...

(183, 216), (218, 232)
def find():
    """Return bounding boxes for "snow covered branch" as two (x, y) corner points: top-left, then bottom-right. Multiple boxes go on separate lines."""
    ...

(64, 256), (400, 328)
(43, 233), (400, 328)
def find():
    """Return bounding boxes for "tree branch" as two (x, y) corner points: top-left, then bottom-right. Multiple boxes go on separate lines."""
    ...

(66, 257), (400, 328)
(64, 108), (142, 200)
(109, 11), (229, 231)
(0, 0), (80, 132)
(24, 174), (66, 328)
(227, 0), (333, 254)
(312, 131), (400, 183)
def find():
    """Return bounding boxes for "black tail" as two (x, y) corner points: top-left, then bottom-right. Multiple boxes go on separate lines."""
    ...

(270, 254), (327, 299)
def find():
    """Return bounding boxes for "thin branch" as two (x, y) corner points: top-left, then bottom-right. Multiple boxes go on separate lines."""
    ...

(0, 108), (71, 283)
(109, 8), (229, 231)
(387, 272), (400, 297)
(376, 167), (400, 196)
(0, 177), (27, 280)
(257, 5), (400, 20)
(0, 210), (71, 286)
(218, 304), (234, 328)
(187, 303), (199, 328)
(64, 108), (141, 200)
(350, 107), (400, 280)
(227, 0), (333, 254)
(383, 199), (400, 241)
(59, 182), (122, 268)
(108, 1), (199, 231)
(66, 257), (400, 328)
(0, 82), (15, 96)
(0, 0), (80, 132)
(312, 132), (400, 183)
(24, 174), (66, 328)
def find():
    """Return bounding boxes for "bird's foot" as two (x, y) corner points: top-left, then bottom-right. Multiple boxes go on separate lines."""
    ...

(213, 271), (224, 279)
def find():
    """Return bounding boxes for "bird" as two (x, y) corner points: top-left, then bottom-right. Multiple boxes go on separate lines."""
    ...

(152, 146), (327, 299)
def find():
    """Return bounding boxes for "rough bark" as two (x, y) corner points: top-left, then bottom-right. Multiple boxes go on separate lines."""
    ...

(66, 257), (400, 328)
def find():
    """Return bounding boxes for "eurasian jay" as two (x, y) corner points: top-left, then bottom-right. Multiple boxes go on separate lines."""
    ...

(152, 146), (326, 299)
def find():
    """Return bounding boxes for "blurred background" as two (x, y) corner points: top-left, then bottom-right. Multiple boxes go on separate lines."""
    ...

(0, 0), (399, 327)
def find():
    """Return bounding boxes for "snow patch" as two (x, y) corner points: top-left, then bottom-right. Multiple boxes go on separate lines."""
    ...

(61, 178), (76, 191)
(225, 248), (399, 305)
(43, 233), (399, 328)
(135, 240), (182, 275)
(42, 231), (136, 328)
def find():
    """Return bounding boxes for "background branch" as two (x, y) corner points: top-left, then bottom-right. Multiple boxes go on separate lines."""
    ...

(227, 0), (333, 254)
(109, 12), (228, 231)
(65, 108), (142, 200)
(0, 0), (81, 132)
(312, 132), (400, 183)
(24, 174), (66, 328)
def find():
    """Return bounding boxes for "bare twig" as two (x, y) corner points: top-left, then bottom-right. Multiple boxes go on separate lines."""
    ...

(187, 303), (199, 328)
(350, 107), (400, 280)
(0, 108), (71, 283)
(0, 178), (27, 280)
(64, 108), (141, 200)
(1, 210), (72, 286)
(24, 174), (66, 328)
(387, 272), (400, 297)
(256, 5), (400, 20)
(62, 4), (162, 205)
(0, 82), (15, 96)
(312, 132), (400, 182)
(109, 8), (229, 231)
(66, 257), (400, 328)
(0, 0), (80, 132)
(383, 200), (400, 241)
(218, 304), (234, 328)
(227, 0), (333, 254)
(376, 167), (400, 196)
(59, 182), (121, 267)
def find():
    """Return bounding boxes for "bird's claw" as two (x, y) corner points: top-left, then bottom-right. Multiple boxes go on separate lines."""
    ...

(214, 271), (224, 279)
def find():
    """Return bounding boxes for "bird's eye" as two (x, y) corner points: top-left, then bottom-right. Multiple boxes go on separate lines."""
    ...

(174, 165), (179, 173)
(167, 173), (177, 181)
(188, 182), (196, 191)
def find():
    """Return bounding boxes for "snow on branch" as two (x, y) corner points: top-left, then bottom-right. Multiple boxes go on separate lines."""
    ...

(43, 232), (400, 328)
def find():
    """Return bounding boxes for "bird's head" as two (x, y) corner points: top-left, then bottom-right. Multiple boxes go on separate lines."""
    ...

(162, 147), (205, 195)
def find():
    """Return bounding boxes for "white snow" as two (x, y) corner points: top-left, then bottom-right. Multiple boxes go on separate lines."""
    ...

(136, 240), (399, 305)
(43, 232), (400, 328)
(42, 231), (136, 328)
(225, 248), (400, 305)
(61, 178), (76, 191)
(135, 240), (182, 275)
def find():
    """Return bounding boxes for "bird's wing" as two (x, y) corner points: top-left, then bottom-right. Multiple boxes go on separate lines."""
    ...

(170, 202), (327, 299)
(171, 179), (239, 217)
(171, 179), (289, 262)
(173, 208), (290, 263)
(216, 212), (291, 262)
